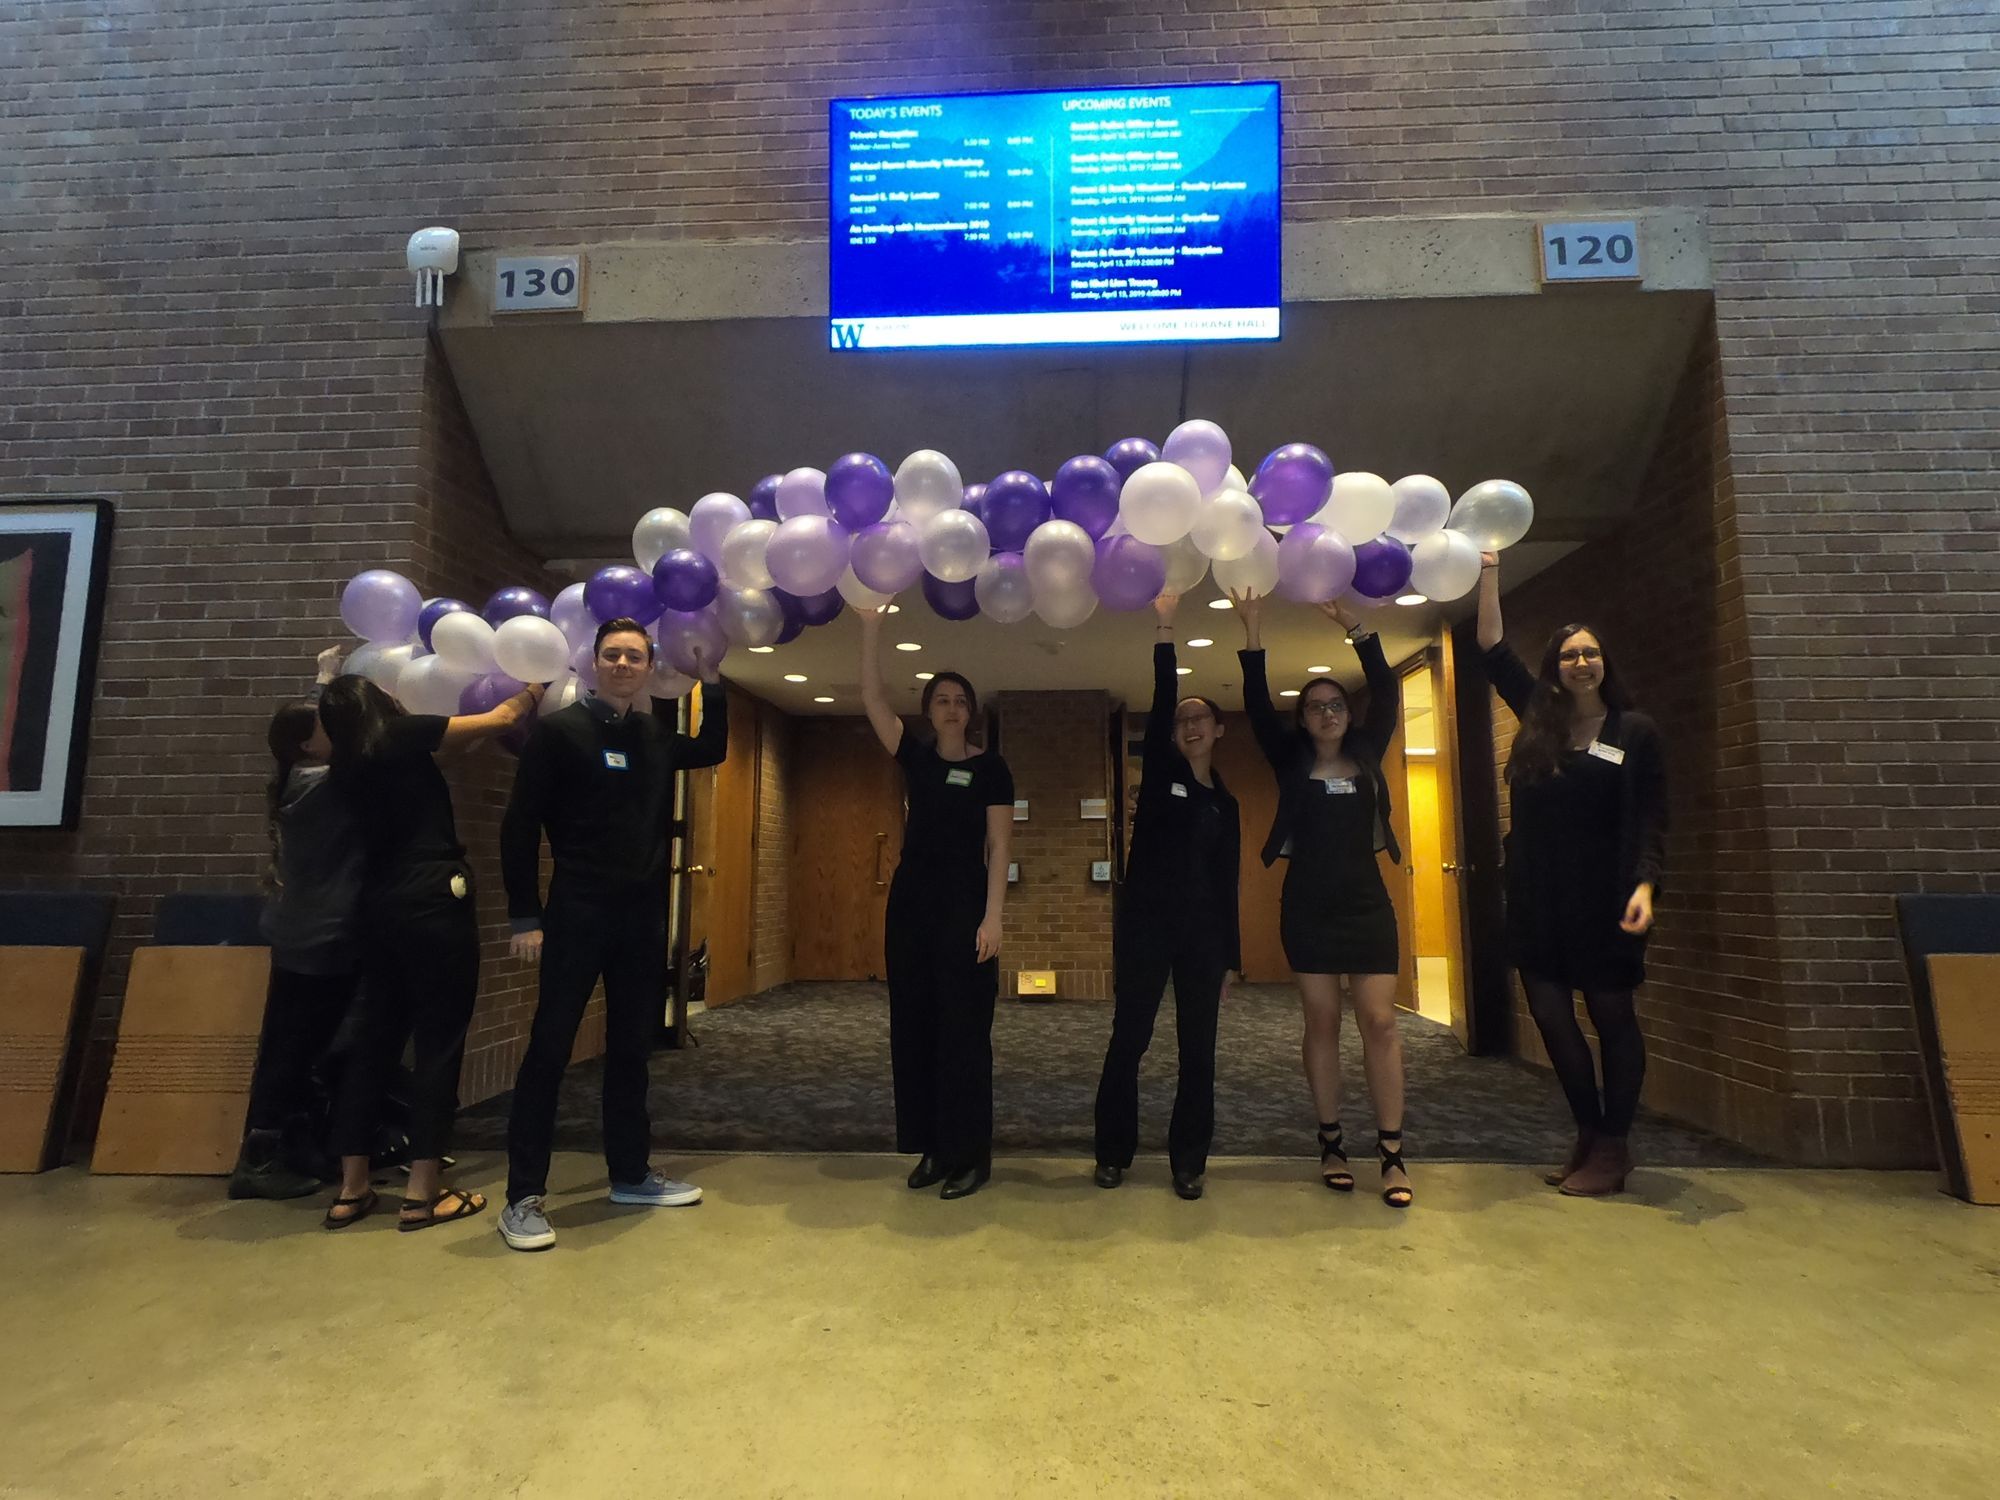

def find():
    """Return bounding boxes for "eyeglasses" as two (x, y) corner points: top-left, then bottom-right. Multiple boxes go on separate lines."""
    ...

(1302, 700), (1348, 719)
(1558, 647), (1603, 665)
(1172, 713), (1215, 729)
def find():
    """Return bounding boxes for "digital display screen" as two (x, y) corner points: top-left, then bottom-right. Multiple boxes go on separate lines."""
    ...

(829, 82), (1281, 351)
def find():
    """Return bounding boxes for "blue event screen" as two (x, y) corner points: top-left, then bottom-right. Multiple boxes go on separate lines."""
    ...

(828, 83), (1281, 351)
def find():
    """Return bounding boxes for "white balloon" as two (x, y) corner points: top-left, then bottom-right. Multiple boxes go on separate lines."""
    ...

(1408, 529), (1484, 601)
(836, 565), (894, 611)
(647, 659), (696, 699)
(1023, 519), (1096, 594)
(917, 508), (990, 584)
(492, 615), (571, 684)
(632, 507), (692, 572)
(716, 587), (784, 648)
(893, 449), (963, 526)
(1218, 463), (1249, 495)
(973, 556), (1035, 624)
(541, 671), (583, 715)
(1320, 472), (1398, 545)
(345, 642), (416, 696)
(1162, 536), (1212, 595)
(776, 466), (829, 520)
(765, 514), (849, 596)
(429, 612), (497, 675)
(1386, 475), (1452, 543)
(1189, 488), (1266, 562)
(688, 492), (750, 562)
(1448, 479), (1535, 551)
(1211, 528), (1281, 598)
(719, 518), (778, 590)
(1118, 460), (1202, 546)
(1033, 583), (1098, 629)
(396, 653), (477, 715)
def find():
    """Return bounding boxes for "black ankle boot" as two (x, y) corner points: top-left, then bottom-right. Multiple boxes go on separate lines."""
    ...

(227, 1131), (322, 1201)
(939, 1164), (990, 1200)
(906, 1155), (946, 1190)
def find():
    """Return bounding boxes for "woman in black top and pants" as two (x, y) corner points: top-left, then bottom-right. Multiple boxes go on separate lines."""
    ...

(1476, 552), (1667, 1197)
(316, 674), (541, 1230)
(857, 605), (1014, 1201)
(1235, 589), (1412, 1207)
(1093, 591), (1240, 1200)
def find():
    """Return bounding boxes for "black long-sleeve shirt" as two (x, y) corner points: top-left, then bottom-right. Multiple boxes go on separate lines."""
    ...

(501, 682), (728, 929)
(1125, 641), (1241, 971)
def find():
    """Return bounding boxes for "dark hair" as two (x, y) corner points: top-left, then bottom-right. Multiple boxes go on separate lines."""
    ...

(316, 674), (405, 769)
(1175, 695), (1223, 723)
(594, 617), (655, 658)
(1292, 676), (1353, 734)
(1507, 622), (1633, 786)
(920, 671), (978, 719)
(264, 700), (319, 889)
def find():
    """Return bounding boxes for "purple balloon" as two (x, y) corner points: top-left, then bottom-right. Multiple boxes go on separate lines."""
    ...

(417, 597), (471, 651)
(652, 547), (720, 613)
(793, 586), (844, 627)
(982, 470), (1052, 554)
(773, 589), (807, 646)
(549, 583), (593, 648)
(1091, 533), (1168, 612)
(747, 473), (782, 523)
(825, 452), (895, 531)
(1104, 437), (1161, 481)
(1251, 443), (1336, 526)
(568, 641), (599, 690)
(849, 519), (924, 595)
(585, 565), (664, 626)
(1051, 455), (1122, 539)
(483, 586), (550, 627)
(922, 571), (980, 621)
(459, 671), (528, 715)
(961, 483), (988, 526)
(656, 607), (728, 678)
(1351, 537), (1416, 599)
(1276, 523), (1357, 604)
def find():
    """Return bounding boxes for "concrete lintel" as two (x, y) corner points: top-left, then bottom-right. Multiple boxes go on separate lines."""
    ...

(440, 210), (1709, 329)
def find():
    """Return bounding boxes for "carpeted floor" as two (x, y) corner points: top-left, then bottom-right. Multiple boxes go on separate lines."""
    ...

(460, 980), (1765, 1167)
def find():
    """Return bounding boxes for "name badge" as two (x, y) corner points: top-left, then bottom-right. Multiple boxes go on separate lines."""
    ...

(1170, 782), (1189, 798)
(1586, 741), (1627, 766)
(944, 768), (973, 787)
(1322, 777), (1357, 795)
(448, 873), (469, 900)
(603, 750), (629, 770)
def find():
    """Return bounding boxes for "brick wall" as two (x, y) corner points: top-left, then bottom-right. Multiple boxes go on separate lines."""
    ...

(749, 698), (794, 995)
(997, 691), (1115, 1001)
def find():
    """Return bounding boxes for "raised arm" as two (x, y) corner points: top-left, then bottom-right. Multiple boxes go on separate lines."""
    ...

(1315, 599), (1398, 758)
(439, 684), (543, 751)
(1144, 593), (1179, 762)
(671, 675), (729, 770)
(1230, 589), (1293, 772)
(1476, 551), (1503, 652)
(855, 606), (904, 756)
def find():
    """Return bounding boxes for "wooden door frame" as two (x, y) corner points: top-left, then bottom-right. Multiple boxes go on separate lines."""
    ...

(1448, 618), (1514, 1056)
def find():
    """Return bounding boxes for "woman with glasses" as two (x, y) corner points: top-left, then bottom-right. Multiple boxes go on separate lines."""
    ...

(1232, 589), (1412, 1208)
(1092, 591), (1240, 1200)
(1475, 553), (1667, 1197)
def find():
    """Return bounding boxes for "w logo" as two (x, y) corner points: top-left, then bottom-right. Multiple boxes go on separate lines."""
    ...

(831, 322), (865, 350)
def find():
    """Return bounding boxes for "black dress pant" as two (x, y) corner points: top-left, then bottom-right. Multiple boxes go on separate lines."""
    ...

(242, 966), (358, 1134)
(507, 884), (665, 1203)
(885, 881), (996, 1176)
(333, 898), (480, 1163)
(1094, 909), (1229, 1176)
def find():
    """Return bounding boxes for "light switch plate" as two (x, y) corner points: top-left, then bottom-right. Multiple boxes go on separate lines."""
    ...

(1090, 860), (1112, 882)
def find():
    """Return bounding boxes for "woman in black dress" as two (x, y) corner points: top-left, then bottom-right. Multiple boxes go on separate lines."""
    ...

(856, 605), (1014, 1200)
(1476, 552), (1667, 1197)
(1233, 589), (1412, 1207)
(316, 672), (541, 1231)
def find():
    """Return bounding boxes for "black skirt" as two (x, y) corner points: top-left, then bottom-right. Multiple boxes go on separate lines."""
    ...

(1276, 774), (1399, 976)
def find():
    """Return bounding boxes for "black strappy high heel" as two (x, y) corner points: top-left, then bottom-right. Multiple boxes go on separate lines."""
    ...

(1317, 1122), (1355, 1192)
(1378, 1130), (1413, 1209)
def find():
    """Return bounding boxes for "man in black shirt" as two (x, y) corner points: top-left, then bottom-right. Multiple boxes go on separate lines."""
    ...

(496, 616), (728, 1251)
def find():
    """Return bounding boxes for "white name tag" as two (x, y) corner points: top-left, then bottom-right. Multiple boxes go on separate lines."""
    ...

(1170, 782), (1189, 798)
(1586, 741), (1626, 766)
(1321, 777), (1357, 795)
(945, 768), (973, 787)
(448, 873), (469, 899)
(603, 750), (629, 770)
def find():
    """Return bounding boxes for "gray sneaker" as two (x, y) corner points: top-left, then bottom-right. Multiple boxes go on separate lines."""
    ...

(608, 1168), (703, 1208)
(498, 1195), (556, 1251)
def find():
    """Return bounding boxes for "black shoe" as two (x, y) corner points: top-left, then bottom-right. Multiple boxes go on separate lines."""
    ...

(1172, 1169), (1205, 1201)
(1093, 1163), (1124, 1189)
(906, 1155), (946, 1190)
(939, 1165), (990, 1200)
(227, 1135), (322, 1201)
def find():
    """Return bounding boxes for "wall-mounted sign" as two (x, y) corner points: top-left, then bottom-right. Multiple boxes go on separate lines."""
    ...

(494, 254), (585, 313)
(1537, 221), (1641, 283)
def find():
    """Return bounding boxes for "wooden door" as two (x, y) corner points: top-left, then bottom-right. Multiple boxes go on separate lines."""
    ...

(790, 718), (906, 980)
(1209, 714), (1288, 983)
(684, 688), (759, 1007)
(1432, 634), (1473, 1048)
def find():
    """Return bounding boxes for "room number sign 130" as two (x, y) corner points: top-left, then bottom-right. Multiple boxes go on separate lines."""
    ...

(494, 254), (585, 312)
(1537, 221), (1641, 283)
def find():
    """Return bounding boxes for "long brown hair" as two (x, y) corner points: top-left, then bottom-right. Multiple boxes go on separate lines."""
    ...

(1507, 622), (1633, 785)
(316, 674), (405, 770)
(264, 700), (319, 889)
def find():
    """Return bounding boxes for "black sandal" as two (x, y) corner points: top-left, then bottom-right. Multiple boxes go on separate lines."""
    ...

(1317, 1122), (1355, 1192)
(1378, 1130), (1413, 1209)
(321, 1189), (378, 1230)
(397, 1187), (487, 1233)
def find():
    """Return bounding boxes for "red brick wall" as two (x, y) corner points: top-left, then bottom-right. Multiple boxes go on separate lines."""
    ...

(997, 692), (1115, 1001)
(750, 699), (795, 995)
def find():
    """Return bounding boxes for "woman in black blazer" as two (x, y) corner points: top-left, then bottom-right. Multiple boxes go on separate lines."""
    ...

(1234, 589), (1412, 1207)
(1475, 552), (1668, 1197)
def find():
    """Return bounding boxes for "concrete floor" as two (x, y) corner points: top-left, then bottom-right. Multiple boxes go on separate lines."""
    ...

(3, 1155), (1995, 1500)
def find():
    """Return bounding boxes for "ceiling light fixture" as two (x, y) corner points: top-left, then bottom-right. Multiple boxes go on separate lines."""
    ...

(895, 642), (922, 652)
(1308, 665), (1332, 674)
(1186, 637), (1214, 649)
(1396, 593), (1429, 606)
(1176, 666), (1192, 676)
(915, 671), (935, 681)
(1206, 598), (1233, 610)
(813, 695), (834, 704)
(749, 645), (775, 654)
(1280, 689), (1300, 698)
(783, 673), (808, 683)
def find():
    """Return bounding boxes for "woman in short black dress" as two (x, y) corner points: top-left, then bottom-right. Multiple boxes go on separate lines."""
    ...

(1476, 552), (1667, 1197)
(1234, 589), (1411, 1207)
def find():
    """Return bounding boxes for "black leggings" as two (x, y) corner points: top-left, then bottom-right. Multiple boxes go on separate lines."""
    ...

(1521, 974), (1646, 1138)
(242, 966), (359, 1135)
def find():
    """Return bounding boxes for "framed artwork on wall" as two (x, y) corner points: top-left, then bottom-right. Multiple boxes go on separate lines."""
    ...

(0, 500), (114, 829)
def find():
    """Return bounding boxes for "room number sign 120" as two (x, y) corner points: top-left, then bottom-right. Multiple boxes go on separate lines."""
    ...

(494, 254), (585, 312)
(1537, 221), (1641, 283)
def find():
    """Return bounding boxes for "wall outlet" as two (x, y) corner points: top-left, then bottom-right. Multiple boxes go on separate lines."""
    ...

(1090, 860), (1112, 882)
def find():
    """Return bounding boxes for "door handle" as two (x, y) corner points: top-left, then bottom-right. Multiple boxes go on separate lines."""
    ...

(873, 832), (888, 890)
(676, 864), (713, 878)
(1442, 861), (1461, 875)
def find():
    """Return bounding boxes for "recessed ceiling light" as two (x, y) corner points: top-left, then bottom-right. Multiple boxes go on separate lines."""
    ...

(783, 673), (808, 683)
(1308, 665), (1332, 674)
(1175, 666), (1192, 676)
(1206, 598), (1233, 610)
(749, 645), (775, 654)
(895, 642), (922, 652)
(813, 695), (834, 704)
(885, 604), (900, 614)
(1280, 689), (1300, 698)
(1186, 637), (1213, 648)
(915, 671), (935, 681)
(1396, 593), (1428, 606)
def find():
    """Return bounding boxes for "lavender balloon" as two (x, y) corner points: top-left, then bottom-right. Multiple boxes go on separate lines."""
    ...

(973, 551), (1035, 624)
(1104, 437), (1161, 481)
(1275, 522), (1357, 604)
(483, 586), (550, 627)
(688, 492), (751, 562)
(340, 569), (422, 644)
(850, 519), (924, 595)
(746, 473), (783, 523)
(416, 597), (470, 651)
(1162, 419), (1232, 495)
(1251, 443), (1337, 526)
(656, 607), (728, 678)
(549, 583), (593, 649)
(922, 571), (980, 621)
(766, 515), (850, 596)
(1091, 533), (1168, 612)
(1351, 537), (1416, 599)
(652, 547), (720, 613)
(1051, 454), (1122, 540)
(773, 589), (807, 645)
(793, 586), (844, 627)
(961, 482), (988, 526)
(568, 641), (598, 691)
(775, 466), (830, 521)
(459, 671), (528, 716)
(585, 564), (664, 626)
(825, 453), (894, 531)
